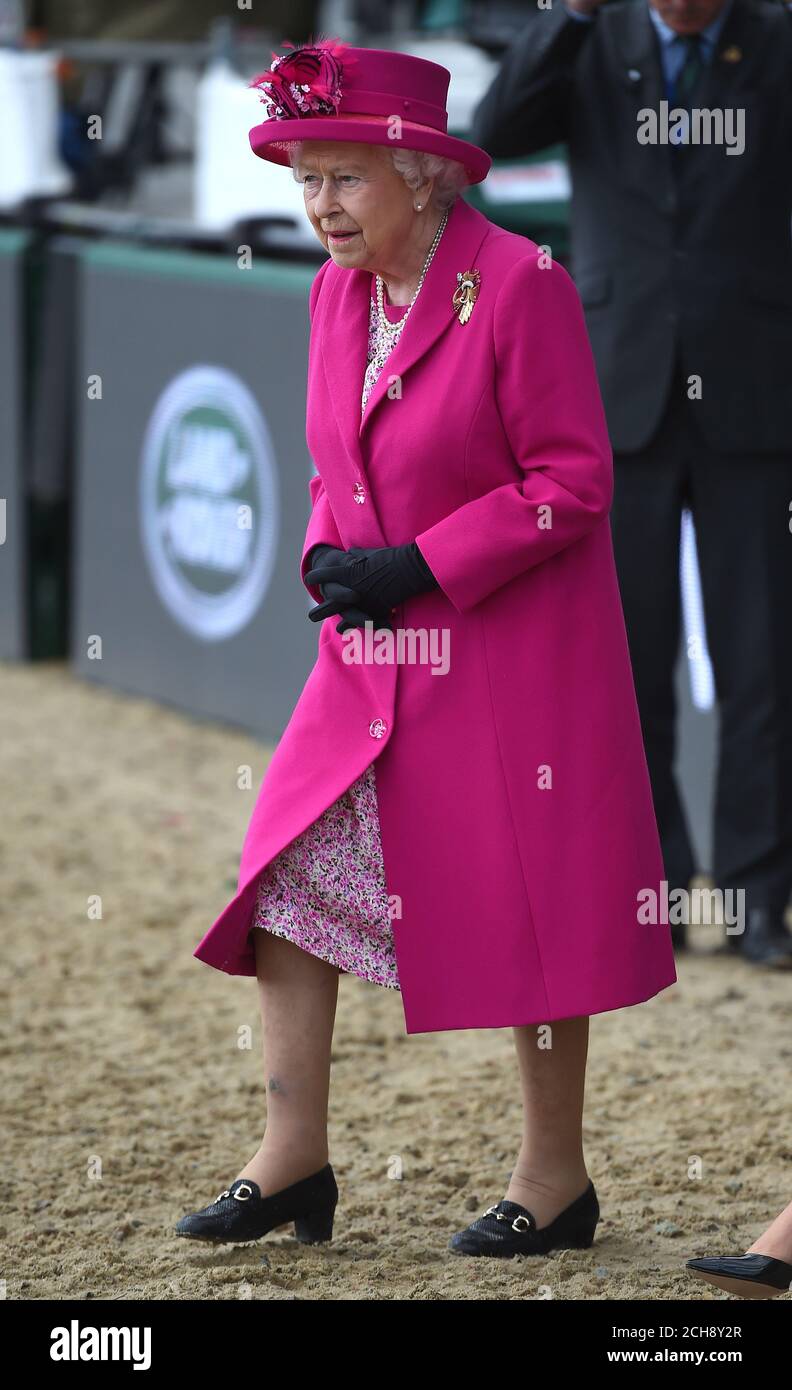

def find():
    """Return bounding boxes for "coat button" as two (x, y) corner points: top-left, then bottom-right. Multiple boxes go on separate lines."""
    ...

(353, 481), (366, 504)
(369, 718), (388, 739)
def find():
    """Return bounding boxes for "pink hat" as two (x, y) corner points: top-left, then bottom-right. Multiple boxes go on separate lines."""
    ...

(248, 37), (492, 186)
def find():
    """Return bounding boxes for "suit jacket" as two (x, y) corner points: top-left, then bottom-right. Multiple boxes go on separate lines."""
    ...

(193, 194), (677, 1034)
(470, 0), (792, 453)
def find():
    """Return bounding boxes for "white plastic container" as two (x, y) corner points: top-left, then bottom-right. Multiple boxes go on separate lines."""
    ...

(0, 48), (72, 209)
(193, 55), (315, 244)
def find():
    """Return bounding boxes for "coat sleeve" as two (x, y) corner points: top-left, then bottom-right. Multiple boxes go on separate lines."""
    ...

(300, 256), (344, 604)
(470, 6), (593, 157)
(414, 253), (613, 615)
(300, 473), (344, 603)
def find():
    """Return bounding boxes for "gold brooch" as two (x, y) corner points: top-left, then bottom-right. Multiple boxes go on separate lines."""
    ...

(452, 268), (480, 325)
(721, 45), (742, 62)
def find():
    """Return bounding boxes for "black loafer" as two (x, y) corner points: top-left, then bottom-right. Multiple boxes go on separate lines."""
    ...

(449, 1181), (599, 1257)
(687, 1253), (792, 1299)
(175, 1163), (338, 1245)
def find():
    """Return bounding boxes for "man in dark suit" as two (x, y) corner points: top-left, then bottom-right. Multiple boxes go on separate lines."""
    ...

(471, 0), (792, 964)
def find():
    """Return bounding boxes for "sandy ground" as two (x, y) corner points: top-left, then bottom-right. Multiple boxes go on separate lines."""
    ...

(2, 660), (791, 1303)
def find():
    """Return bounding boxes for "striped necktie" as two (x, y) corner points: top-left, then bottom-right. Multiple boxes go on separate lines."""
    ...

(670, 33), (705, 157)
(674, 34), (705, 110)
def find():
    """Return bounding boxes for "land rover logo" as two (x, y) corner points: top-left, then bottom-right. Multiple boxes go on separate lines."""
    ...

(140, 366), (279, 640)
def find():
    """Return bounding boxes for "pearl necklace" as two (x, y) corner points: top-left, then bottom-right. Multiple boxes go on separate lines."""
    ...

(375, 208), (449, 338)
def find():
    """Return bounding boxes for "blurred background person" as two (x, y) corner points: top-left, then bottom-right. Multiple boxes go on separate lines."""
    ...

(17, 0), (312, 201)
(469, 0), (792, 966)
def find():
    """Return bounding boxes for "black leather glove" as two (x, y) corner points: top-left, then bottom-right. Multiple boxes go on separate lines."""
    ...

(305, 542), (438, 619)
(306, 543), (344, 577)
(305, 544), (393, 633)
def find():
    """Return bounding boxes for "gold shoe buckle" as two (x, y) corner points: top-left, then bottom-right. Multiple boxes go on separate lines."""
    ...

(215, 1181), (254, 1203)
(483, 1203), (533, 1233)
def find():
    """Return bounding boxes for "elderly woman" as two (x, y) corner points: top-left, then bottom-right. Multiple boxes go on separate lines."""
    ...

(178, 40), (676, 1256)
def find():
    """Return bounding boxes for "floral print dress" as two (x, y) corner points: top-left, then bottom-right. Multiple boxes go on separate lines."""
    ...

(250, 280), (409, 989)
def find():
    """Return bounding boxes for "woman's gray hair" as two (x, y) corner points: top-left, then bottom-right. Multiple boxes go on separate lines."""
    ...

(277, 141), (469, 211)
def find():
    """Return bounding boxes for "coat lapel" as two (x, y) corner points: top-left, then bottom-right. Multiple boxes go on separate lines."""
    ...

(615, 0), (764, 204)
(687, 0), (764, 111)
(615, 0), (675, 210)
(319, 194), (492, 485)
(670, 0), (766, 185)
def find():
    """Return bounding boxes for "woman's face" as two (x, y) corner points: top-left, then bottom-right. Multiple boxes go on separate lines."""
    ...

(295, 141), (429, 274)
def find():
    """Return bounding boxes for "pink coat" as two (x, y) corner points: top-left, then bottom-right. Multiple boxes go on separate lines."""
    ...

(193, 193), (677, 1033)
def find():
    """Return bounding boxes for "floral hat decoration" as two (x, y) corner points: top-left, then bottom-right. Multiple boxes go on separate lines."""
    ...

(252, 37), (354, 120)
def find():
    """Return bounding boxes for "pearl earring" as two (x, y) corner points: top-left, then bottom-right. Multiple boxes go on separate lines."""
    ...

(416, 203), (422, 210)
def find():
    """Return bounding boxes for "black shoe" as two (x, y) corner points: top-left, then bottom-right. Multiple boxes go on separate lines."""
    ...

(734, 908), (792, 968)
(448, 1181), (599, 1257)
(687, 1253), (792, 1300)
(175, 1163), (338, 1245)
